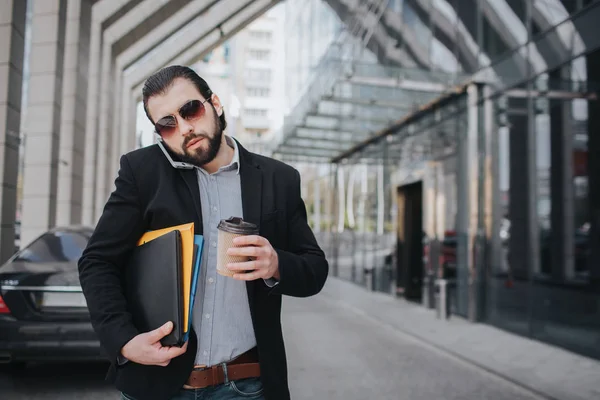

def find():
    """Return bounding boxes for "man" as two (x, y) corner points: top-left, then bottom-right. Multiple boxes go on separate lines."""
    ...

(78, 65), (328, 400)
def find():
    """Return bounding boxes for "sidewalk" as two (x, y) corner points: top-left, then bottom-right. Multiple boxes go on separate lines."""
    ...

(316, 278), (600, 400)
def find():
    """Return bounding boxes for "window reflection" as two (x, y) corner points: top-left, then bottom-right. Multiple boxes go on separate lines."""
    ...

(14, 231), (92, 263)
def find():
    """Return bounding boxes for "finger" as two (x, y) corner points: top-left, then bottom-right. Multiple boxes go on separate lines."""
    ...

(232, 270), (264, 281)
(227, 246), (262, 258)
(161, 342), (188, 359)
(180, 341), (189, 353)
(227, 260), (261, 271)
(161, 348), (185, 362)
(146, 321), (173, 343)
(232, 235), (266, 247)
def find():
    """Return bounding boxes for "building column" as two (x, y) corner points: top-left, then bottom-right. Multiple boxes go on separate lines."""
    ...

(422, 161), (440, 308)
(507, 99), (536, 281)
(56, 0), (92, 226)
(21, 0), (67, 245)
(109, 71), (122, 184)
(313, 170), (321, 233)
(456, 83), (494, 322)
(548, 68), (575, 282)
(0, 0), (27, 261)
(81, 6), (101, 226)
(586, 49), (600, 286)
(93, 43), (112, 219)
(122, 87), (137, 154)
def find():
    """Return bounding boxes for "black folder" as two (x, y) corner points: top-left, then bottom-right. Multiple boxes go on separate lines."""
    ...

(125, 229), (184, 347)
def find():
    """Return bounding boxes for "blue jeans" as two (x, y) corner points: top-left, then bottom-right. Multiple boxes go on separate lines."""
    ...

(121, 377), (265, 400)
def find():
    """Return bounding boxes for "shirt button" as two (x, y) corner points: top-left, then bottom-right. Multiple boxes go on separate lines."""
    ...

(205, 313), (210, 319)
(203, 350), (208, 356)
(208, 277), (214, 284)
(213, 206), (217, 213)
(212, 241), (217, 248)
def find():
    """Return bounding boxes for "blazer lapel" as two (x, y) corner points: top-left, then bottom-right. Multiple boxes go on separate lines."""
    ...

(177, 168), (203, 235)
(240, 163), (262, 229)
(239, 143), (262, 307)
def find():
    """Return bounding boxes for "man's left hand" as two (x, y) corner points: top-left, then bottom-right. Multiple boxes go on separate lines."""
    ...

(226, 235), (280, 281)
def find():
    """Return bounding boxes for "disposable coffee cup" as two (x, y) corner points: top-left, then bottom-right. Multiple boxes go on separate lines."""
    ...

(216, 217), (259, 277)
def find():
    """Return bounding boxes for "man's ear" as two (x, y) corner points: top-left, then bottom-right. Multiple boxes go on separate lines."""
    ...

(211, 93), (224, 116)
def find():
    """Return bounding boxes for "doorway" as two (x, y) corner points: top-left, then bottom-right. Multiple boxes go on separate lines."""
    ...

(396, 181), (424, 301)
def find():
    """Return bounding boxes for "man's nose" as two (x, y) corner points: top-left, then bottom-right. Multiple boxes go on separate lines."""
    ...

(178, 116), (194, 135)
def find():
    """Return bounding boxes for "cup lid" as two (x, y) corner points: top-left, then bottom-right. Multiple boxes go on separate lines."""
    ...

(217, 217), (258, 235)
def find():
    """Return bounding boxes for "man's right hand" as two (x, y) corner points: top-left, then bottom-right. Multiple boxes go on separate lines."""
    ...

(120, 321), (188, 366)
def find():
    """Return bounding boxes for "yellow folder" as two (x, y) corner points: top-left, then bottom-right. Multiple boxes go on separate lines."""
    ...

(137, 222), (194, 334)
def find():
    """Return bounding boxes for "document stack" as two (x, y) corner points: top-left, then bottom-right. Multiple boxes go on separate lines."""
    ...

(125, 223), (203, 347)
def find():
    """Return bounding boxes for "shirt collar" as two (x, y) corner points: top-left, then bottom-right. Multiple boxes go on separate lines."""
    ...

(224, 135), (241, 175)
(161, 134), (240, 175)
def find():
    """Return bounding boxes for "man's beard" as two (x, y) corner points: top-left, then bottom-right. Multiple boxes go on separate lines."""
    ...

(178, 130), (222, 167)
(177, 116), (223, 167)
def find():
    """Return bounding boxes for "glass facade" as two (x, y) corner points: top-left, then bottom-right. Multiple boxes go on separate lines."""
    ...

(284, 0), (341, 110)
(278, 0), (600, 361)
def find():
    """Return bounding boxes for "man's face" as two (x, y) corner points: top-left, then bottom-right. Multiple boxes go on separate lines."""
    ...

(147, 77), (223, 166)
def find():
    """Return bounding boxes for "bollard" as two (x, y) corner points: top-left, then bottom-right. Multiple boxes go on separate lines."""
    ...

(422, 273), (435, 309)
(435, 279), (449, 319)
(364, 268), (373, 291)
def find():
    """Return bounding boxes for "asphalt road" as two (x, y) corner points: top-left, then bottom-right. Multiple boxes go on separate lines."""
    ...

(0, 288), (543, 400)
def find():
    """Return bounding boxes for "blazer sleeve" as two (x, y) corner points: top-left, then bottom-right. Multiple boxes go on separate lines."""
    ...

(272, 168), (329, 297)
(78, 155), (145, 363)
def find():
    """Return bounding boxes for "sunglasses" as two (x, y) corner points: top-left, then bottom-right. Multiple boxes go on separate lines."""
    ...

(154, 98), (211, 136)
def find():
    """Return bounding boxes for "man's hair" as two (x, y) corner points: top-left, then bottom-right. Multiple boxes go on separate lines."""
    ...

(142, 65), (227, 131)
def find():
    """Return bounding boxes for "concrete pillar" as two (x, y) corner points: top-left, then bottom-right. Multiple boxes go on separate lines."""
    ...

(0, 0), (27, 262)
(456, 86), (478, 319)
(324, 165), (333, 233)
(21, 0), (67, 245)
(506, 97), (536, 281)
(109, 71), (121, 185)
(313, 171), (321, 233)
(586, 49), (600, 286)
(56, 0), (92, 226)
(548, 69), (575, 281)
(93, 45), (111, 219)
(456, 83), (491, 322)
(81, 6), (101, 226)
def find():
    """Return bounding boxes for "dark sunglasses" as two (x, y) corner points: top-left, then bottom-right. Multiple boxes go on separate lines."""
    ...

(154, 98), (211, 136)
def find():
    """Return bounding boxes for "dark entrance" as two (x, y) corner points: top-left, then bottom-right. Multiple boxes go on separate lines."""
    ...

(396, 181), (424, 302)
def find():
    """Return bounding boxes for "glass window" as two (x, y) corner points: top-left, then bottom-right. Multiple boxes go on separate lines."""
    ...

(403, 2), (432, 59)
(451, 0), (479, 42)
(246, 87), (271, 97)
(246, 68), (272, 81)
(389, 0), (403, 13)
(560, 0), (580, 14)
(244, 108), (268, 117)
(249, 30), (272, 41)
(505, 0), (527, 24)
(14, 230), (92, 263)
(248, 49), (271, 61)
(481, 15), (510, 62)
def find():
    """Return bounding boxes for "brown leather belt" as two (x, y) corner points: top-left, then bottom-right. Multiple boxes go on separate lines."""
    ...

(185, 348), (260, 389)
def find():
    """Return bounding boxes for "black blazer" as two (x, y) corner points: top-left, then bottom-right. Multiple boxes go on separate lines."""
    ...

(78, 140), (329, 400)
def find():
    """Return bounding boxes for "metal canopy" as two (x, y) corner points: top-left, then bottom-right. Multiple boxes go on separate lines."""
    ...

(330, 84), (471, 165)
(273, 58), (463, 163)
(294, 127), (371, 142)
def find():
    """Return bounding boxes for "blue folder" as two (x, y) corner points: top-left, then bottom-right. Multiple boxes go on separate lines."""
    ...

(183, 234), (203, 342)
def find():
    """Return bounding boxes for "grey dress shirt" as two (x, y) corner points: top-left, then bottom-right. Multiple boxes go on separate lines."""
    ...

(193, 136), (276, 366)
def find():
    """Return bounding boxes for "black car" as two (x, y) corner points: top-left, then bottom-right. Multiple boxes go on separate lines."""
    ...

(0, 225), (106, 367)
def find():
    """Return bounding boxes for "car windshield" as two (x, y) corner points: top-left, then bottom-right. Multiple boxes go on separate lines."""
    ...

(13, 230), (93, 263)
